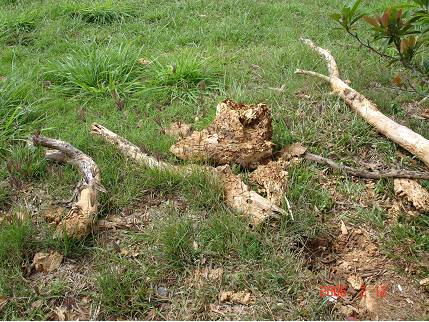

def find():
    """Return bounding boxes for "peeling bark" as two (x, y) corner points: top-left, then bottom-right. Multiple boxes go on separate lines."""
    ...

(296, 38), (429, 168)
(91, 123), (287, 225)
(33, 135), (103, 239)
(170, 99), (274, 169)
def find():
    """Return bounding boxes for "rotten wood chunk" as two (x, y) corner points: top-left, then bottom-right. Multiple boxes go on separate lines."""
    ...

(394, 179), (429, 213)
(215, 165), (286, 226)
(170, 99), (274, 169)
(249, 160), (288, 206)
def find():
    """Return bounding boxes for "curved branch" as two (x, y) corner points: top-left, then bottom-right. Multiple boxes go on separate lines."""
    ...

(305, 153), (429, 180)
(297, 38), (429, 168)
(33, 135), (103, 239)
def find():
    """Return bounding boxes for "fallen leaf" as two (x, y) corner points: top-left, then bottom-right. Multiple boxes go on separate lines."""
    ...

(361, 289), (376, 313)
(190, 267), (224, 287)
(419, 277), (429, 286)
(192, 241), (198, 251)
(393, 74), (402, 87)
(44, 207), (64, 224)
(421, 109), (429, 119)
(32, 251), (63, 273)
(31, 299), (43, 309)
(0, 75), (6, 81)
(347, 274), (363, 290)
(394, 179), (429, 213)
(54, 306), (67, 321)
(281, 142), (307, 160)
(138, 58), (151, 65)
(219, 291), (254, 305)
(340, 220), (348, 235)
(0, 296), (7, 312)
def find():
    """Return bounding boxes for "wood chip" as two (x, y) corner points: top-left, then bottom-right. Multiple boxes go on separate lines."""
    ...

(419, 277), (429, 286)
(32, 251), (63, 273)
(219, 291), (254, 305)
(394, 179), (429, 213)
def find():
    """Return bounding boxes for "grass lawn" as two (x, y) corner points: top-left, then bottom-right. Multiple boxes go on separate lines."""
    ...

(0, 0), (428, 320)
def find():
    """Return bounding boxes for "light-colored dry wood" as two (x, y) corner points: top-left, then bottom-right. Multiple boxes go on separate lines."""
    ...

(33, 135), (103, 239)
(91, 123), (287, 225)
(296, 38), (429, 168)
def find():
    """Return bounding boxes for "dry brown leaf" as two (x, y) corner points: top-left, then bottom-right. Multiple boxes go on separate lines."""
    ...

(347, 274), (363, 290)
(33, 251), (63, 273)
(54, 306), (67, 321)
(361, 287), (376, 313)
(31, 299), (43, 309)
(420, 277), (429, 286)
(0, 296), (7, 312)
(281, 142), (307, 160)
(0, 76), (6, 81)
(190, 267), (224, 287)
(219, 291), (254, 305)
(165, 122), (192, 139)
(44, 206), (64, 224)
(340, 221), (348, 235)
(394, 179), (429, 213)
(138, 58), (151, 65)
(421, 109), (429, 119)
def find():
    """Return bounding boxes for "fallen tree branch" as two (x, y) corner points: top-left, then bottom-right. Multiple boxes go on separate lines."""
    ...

(304, 153), (429, 180)
(296, 38), (429, 168)
(91, 123), (287, 225)
(33, 135), (103, 239)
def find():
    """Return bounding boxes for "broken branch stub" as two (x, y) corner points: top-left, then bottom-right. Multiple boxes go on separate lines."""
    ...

(170, 99), (274, 169)
(32, 135), (102, 239)
(296, 38), (429, 168)
(91, 123), (286, 226)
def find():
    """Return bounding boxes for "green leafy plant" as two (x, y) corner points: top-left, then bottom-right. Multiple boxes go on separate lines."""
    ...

(332, 0), (429, 97)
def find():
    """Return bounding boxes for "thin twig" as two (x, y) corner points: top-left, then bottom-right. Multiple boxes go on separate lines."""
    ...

(284, 195), (294, 221)
(304, 153), (429, 180)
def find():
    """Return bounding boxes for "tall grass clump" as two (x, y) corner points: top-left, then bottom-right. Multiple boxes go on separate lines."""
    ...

(0, 77), (39, 156)
(44, 44), (144, 97)
(144, 51), (224, 103)
(62, 0), (135, 24)
(0, 9), (42, 45)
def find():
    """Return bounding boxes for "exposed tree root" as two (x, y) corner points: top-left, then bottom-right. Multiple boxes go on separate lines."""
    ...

(33, 135), (103, 239)
(91, 123), (287, 226)
(296, 38), (429, 168)
(304, 153), (429, 180)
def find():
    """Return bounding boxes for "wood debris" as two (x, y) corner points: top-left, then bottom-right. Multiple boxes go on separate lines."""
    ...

(32, 251), (63, 273)
(394, 179), (429, 213)
(170, 99), (274, 169)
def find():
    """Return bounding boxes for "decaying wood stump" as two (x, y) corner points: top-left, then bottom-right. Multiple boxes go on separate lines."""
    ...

(170, 99), (274, 169)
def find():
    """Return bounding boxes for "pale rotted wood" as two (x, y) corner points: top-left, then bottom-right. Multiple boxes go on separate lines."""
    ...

(32, 135), (103, 239)
(305, 153), (429, 180)
(91, 123), (287, 225)
(296, 38), (429, 168)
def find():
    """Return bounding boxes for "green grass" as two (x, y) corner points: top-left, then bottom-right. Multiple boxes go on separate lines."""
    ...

(0, 0), (428, 320)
